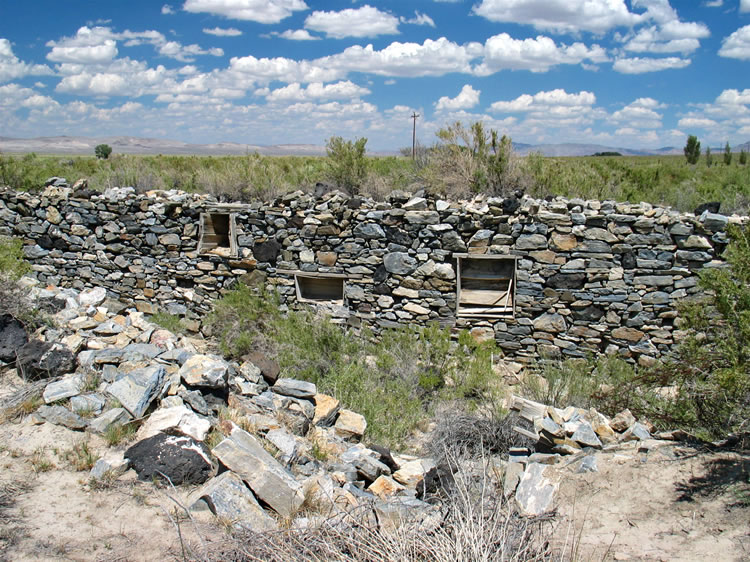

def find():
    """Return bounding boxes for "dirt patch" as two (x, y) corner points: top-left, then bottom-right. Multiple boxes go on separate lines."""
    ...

(550, 442), (750, 561)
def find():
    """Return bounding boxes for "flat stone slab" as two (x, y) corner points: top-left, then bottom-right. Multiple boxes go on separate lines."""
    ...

(43, 374), (84, 404)
(189, 471), (277, 531)
(212, 427), (304, 518)
(106, 365), (165, 418)
(272, 378), (316, 400)
(515, 463), (558, 516)
(37, 404), (87, 430)
(138, 405), (211, 442)
(89, 407), (132, 434)
(178, 354), (229, 388)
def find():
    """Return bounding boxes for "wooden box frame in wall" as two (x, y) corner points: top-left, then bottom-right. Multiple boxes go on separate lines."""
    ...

(454, 253), (518, 318)
(198, 211), (238, 257)
(278, 270), (352, 305)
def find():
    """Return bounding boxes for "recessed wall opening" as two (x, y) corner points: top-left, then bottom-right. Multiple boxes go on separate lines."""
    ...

(455, 254), (517, 318)
(295, 273), (345, 304)
(199, 212), (237, 257)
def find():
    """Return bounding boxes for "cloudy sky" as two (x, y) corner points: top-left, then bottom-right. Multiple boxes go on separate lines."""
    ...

(2, 0), (750, 150)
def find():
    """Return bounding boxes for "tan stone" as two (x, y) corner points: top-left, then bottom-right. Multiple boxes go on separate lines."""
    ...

(404, 302), (430, 315)
(313, 393), (340, 426)
(369, 475), (406, 498)
(317, 251), (337, 266)
(550, 233), (578, 251)
(611, 327), (644, 342)
(334, 409), (367, 441)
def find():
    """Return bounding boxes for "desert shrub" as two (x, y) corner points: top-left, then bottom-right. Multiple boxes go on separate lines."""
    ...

(423, 121), (528, 198)
(208, 284), (504, 447)
(645, 224), (750, 438)
(325, 136), (368, 194)
(149, 311), (185, 335)
(0, 237), (30, 280)
(206, 283), (282, 359)
(94, 144), (112, 160)
(212, 459), (552, 562)
(427, 407), (534, 464)
(521, 355), (652, 416)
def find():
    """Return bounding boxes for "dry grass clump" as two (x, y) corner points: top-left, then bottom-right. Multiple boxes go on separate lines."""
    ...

(427, 407), (535, 466)
(0, 480), (31, 555)
(203, 460), (552, 562)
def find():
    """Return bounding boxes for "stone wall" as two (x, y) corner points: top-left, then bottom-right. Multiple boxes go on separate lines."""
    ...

(0, 184), (741, 365)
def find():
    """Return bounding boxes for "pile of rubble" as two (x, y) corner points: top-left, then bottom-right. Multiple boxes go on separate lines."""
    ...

(2, 278), (441, 531)
(501, 395), (690, 516)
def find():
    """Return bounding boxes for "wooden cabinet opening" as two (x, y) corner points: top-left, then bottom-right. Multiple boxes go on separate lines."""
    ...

(199, 213), (237, 257)
(455, 254), (517, 318)
(295, 274), (345, 304)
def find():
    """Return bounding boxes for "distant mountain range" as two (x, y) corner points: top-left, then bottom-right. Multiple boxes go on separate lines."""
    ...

(1, 135), (748, 158)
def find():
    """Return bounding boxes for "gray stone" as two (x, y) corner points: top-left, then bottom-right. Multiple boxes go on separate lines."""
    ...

(137, 405), (211, 442)
(90, 451), (129, 480)
(70, 393), (106, 414)
(188, 471), (277, 531)
(89, 407), (132, 434)
(571, 421), (603, 449)
(621, 422), (651, 442)
(43, 374), (84, 404)
(515, 463), (558, 516)
(37, 404), (87, 430)
(178, 354), (229, 389)
(353, 223), (385, 239)
(265, 427), (298, 461)
(533, 313), (566, 333)
(272, 378), (316, 400)
(516, 234), (547, 250)
(383, 252), (418, 275)
(355, 454), (391, 482)
(576, 455), (598, 473)
(212, 428), (304, 518)
(107, 365), (165, 418)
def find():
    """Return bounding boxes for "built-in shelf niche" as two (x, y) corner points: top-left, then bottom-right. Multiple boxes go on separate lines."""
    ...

(455, 254), (517, 318)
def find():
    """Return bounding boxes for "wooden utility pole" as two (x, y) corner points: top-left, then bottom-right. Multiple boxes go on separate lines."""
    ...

(411, 112), (419, 160)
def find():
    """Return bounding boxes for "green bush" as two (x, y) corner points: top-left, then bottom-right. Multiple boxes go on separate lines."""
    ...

(325, 136), (368, 194)
(207, 283), (503, 447)
(94, 144), (112, 160)
(650, 224), (750, 438)
(149, 311), (185, 335)
(424, 121), (528, 198)
(0, 237), (30, 280)
(684, 135), (701, 165)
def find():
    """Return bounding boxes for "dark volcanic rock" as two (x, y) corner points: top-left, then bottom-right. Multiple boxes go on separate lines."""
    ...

(694, 202), (720, 215)
(0, 314), (28, 363)
(548, 273), (586, 289)
(16, 340), (74, 380)
(125, 433), (215, 485)
(246, 352), (280, 385)
(253, 239), (281, 263)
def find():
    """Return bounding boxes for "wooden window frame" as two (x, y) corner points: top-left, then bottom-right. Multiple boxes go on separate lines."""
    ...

(198, 212), (238, 257)
(293, 272), (347, 305)
(455, 254), (517, 319)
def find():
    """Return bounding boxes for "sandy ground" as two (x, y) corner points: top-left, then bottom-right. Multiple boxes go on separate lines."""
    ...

(550, 440), (750, 561)
(1, 367), (748, 561)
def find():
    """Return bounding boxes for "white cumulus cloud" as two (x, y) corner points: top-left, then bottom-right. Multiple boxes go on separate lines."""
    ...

(740, 0), (750, 12)
(609, 98), (664, 128)
(203, 27), (243, 36)
(305, 5), (399, 38)
(719, 25), (750, 60)
(264, 80), (370, 102)
(435, 85), (480, 110)
(161, 4), (175, 14)
(472, 0), (641, 34)
(612, 56), (690, 73)
(0, 39), (53, 83)
(276, 29), (319, 40)
(401, 12), (436, 27)
(678, 117), (718, 129)
(475, 33), (608, 75)
(184, 0), (309, 24)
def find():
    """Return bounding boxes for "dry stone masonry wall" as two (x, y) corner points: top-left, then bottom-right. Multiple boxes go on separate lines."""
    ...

(0, 182), (743, 365)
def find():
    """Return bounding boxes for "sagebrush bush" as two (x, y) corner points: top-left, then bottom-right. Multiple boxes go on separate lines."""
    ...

(207, 284), (504, 447)
(325, 136), (368, 194)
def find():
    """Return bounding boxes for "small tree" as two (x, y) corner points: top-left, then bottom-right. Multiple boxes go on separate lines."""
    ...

(684, 135), (700, 164)
(325, 136), (367, 194)
(705, 146), (713, 167)
(724, 142), (732, 165)
(741, 149), (748, 166)
(95, 144), (112, 160)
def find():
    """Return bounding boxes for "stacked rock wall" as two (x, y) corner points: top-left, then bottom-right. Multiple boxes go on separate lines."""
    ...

(0, 185), (741, 365)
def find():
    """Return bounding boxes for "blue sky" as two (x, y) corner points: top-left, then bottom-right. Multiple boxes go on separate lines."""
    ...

(1, 0), (750, 150)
